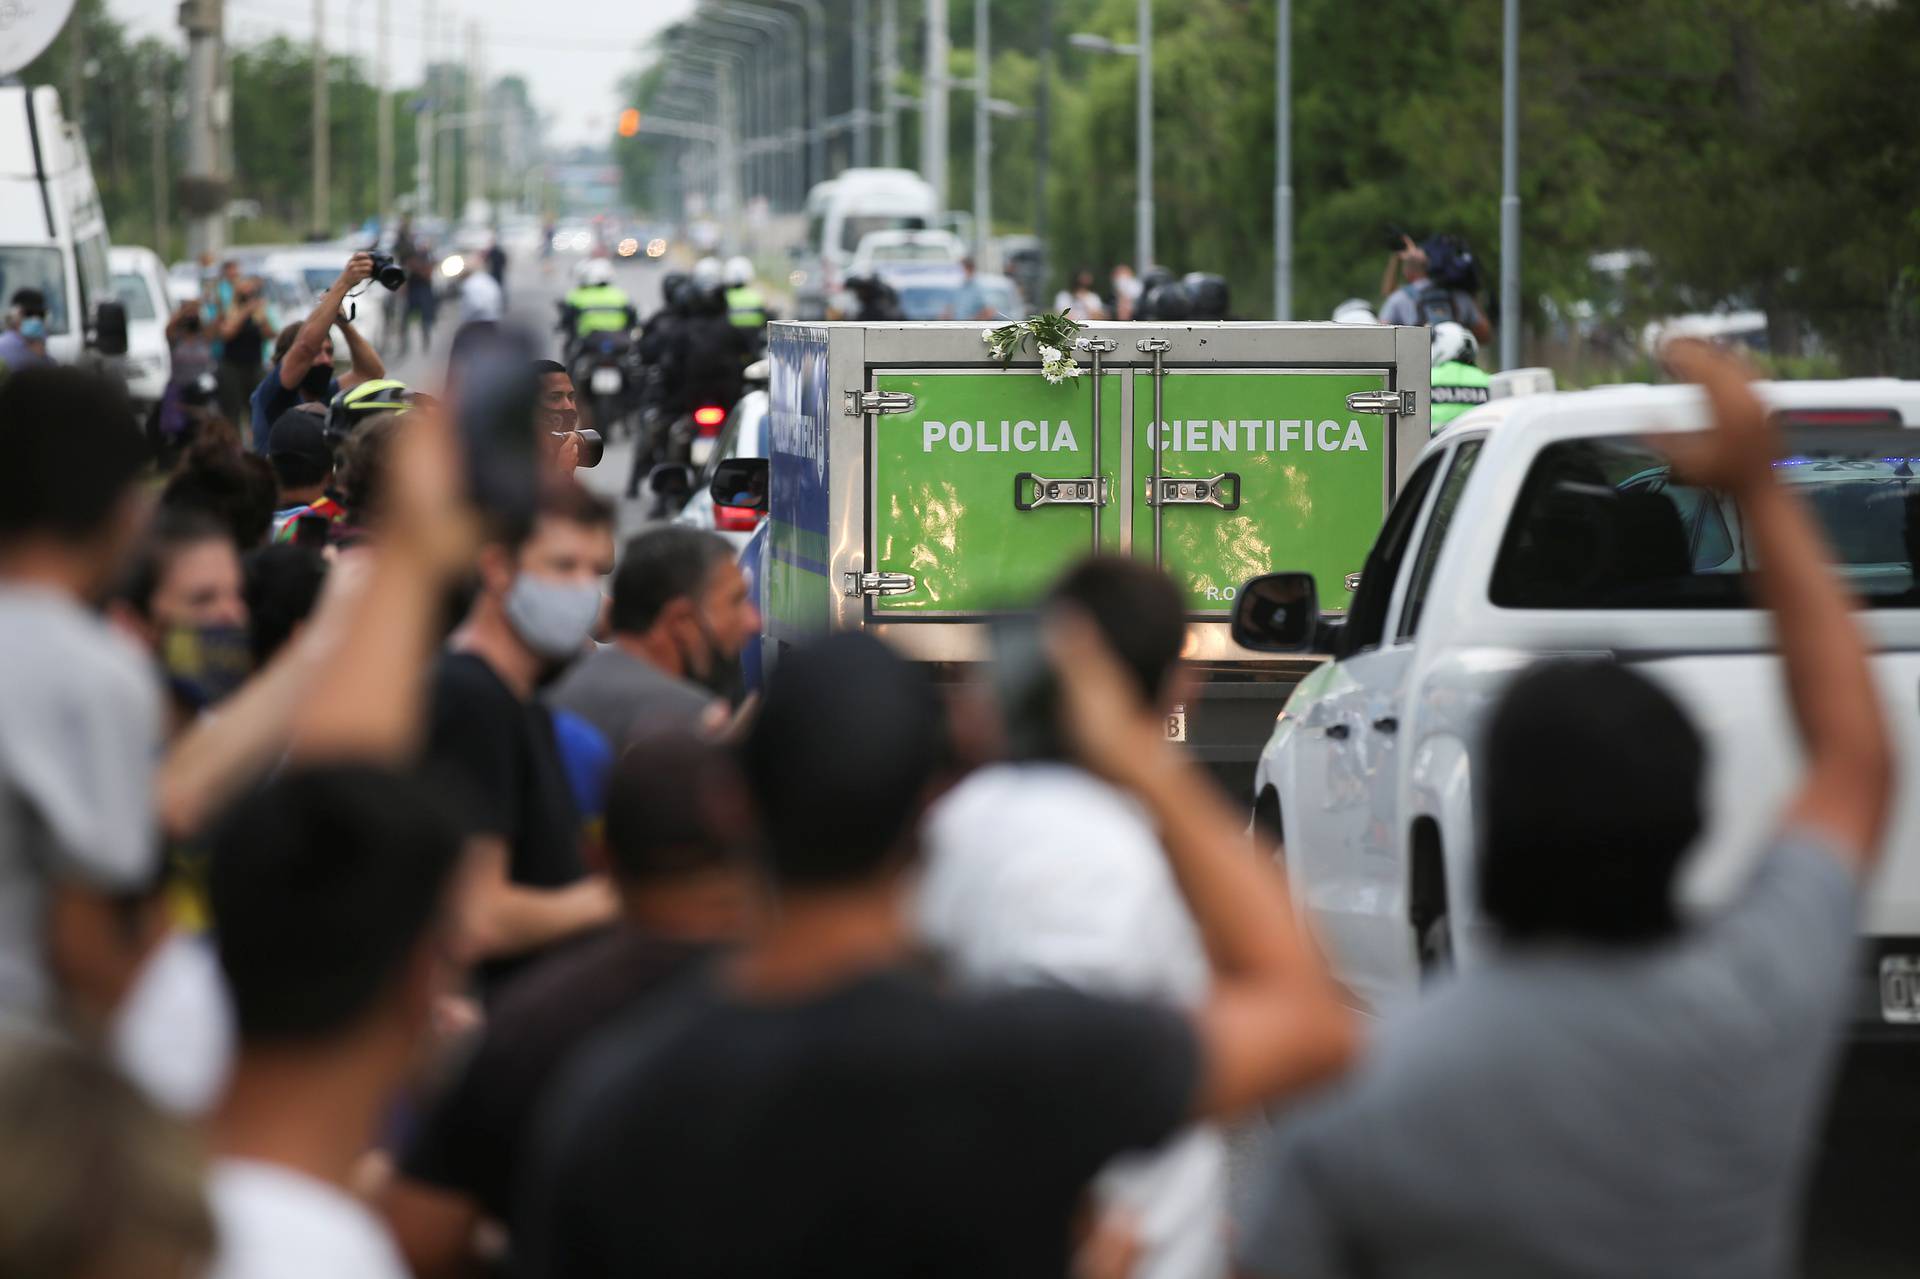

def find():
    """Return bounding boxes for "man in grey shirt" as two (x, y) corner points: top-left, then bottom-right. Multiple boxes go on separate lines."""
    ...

(548, 526), (760, 750)
(0, 369), (165, 1039)
(1238, 341), (1895, 1279)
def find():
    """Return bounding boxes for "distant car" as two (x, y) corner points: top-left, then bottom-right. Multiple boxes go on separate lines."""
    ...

(847, 228), (966, 281)
(675, 386), (769, 549)
(165, 260), (204, 310)
(897, 270), (1028, 322)
(551, 222), (594, 254)
(108, 246), (173, 412)
(260, 245), (390, 352)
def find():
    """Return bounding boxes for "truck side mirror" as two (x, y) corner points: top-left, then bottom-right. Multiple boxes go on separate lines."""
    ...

(710, 456), (768, 511)
(90, 299), (129, 357)
(1232, 573), (1319, 652)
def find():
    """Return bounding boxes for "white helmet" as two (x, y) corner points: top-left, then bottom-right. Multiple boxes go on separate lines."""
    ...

(1331, 297), (1379, 325)
(692, 256), (725, 291)
(581, 257), (614, 287)
(1430, 320), (1478, 367)
(724, 255), (754, 288)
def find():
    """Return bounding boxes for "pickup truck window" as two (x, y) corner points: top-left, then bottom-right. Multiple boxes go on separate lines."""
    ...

(1492, 436), (1920, 609)
(1340, 453), (1443, 655)
(1398, 439), (1485, 640)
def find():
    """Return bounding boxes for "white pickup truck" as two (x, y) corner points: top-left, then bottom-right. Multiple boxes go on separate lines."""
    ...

(1232, 379), (1920, 1035)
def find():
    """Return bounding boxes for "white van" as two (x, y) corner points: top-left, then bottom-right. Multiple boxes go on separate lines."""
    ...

(792, 168), (939, 317)
(107, 246), (173, 413)
(0, 86), (123, 366)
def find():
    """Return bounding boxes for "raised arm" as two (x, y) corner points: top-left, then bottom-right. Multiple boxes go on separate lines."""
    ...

(336, 315), (387, 390)
(1661, 340), (1895, 866)
(279, 252), (375, 391)
(1047, 613), (1357, 1120)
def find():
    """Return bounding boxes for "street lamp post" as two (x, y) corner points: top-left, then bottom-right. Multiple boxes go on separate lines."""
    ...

(923, 0), (949, 209)
(1068, 8), (1152, 273)
(1500, 0), (1521, 369)
(1274, 0), (1291, 320)
(880, 0), (900, 167)
(974, 0), (988, 259)
(707, 3), (805, 211)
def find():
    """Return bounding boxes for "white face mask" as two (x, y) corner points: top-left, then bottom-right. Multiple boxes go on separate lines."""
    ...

(504, 573), (601, 661)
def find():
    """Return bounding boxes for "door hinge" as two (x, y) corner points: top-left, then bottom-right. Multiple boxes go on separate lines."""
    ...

(843, 570), (917, 598)
(844, 389), (917, 417)
(1148, 472), (1241, 510)
(1016, 473), (1108, 510)
(1346, 389), (1415, 416)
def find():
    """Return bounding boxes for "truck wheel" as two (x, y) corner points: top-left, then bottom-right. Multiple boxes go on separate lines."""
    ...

(1409, 820), (1454, 984)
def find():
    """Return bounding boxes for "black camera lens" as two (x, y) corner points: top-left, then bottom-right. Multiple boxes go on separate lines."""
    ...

(555, 428), (604, 469)
(368, 251), (406, 292)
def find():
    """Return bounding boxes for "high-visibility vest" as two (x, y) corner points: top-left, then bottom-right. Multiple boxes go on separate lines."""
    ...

(725, 285), (768, 329)
(1431, 360), (1492, 433)
(566, 285), (632, 337)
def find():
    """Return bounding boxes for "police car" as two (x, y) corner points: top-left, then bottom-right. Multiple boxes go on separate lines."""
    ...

(1235, 379), (1920, 1037)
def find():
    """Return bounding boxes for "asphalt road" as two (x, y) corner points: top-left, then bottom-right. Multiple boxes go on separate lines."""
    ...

(390, 253), (1918, 1274)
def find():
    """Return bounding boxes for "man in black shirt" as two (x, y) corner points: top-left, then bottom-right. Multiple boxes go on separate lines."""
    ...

(382, 733), (754, 1275)
(425, 481), (618, 993)
(517, 625), (1357, 1279)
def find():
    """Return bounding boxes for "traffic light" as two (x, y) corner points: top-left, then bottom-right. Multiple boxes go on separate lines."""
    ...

(617, 108), (641, 138)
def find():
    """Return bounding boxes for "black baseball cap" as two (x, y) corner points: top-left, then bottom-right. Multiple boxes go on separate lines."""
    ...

(267, 408), (334, 487)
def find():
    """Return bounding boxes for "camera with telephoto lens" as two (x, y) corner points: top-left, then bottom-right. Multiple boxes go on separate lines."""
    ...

(555, 429), (604, 469)
(366, 251), (406, 292)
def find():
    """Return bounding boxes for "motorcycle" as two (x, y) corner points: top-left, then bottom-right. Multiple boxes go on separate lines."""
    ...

(567, 331), (641, 439)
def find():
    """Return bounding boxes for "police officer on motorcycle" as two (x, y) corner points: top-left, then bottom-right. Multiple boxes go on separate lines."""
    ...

(1428, 321), (1492, 434)
(723, 256), (770, 357)
(560, 258), (638, 358)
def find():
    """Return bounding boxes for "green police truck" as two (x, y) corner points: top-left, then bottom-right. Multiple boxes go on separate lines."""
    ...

(759, 320), (1431, 788)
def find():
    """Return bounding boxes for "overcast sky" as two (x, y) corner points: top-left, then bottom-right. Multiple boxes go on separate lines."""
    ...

(105, 0), (697, 144)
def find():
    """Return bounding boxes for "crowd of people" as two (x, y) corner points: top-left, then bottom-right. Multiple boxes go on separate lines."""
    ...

(0, 212), (1897, 1279)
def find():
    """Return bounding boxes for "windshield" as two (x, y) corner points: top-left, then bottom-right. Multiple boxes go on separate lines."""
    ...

(867, 241), (955, 262)
(111, 272), (158, 320)
(898, 286), (964, 321)
(0, 247), (69, 334)
(840, 214), (927, 253)
(301, 268), (336, 296)
(1492, 433), (1920, 609)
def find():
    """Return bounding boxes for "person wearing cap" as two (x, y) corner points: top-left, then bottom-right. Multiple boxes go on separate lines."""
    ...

(266, 410), (346, 545)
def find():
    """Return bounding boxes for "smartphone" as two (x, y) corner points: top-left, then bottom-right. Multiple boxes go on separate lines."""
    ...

(447, 323), (540, 526)
(988, 613), (1066, 763)
(293, 512), (330, 549)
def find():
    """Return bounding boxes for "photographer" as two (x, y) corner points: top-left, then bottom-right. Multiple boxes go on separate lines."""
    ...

(247, 252), (387, 452)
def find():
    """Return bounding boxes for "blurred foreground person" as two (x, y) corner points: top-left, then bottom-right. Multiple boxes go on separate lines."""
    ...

(0, 369), (159, 1039)
(206, 768), (467, 1279)
(0, 1040), (214, 1278)
(547, 526), (759, 747)
(426, 482), (619, 992)
(518, 630), (1354, 1278)
(384, 734), (755, 1277)
(921, 559), (1227, 1279)
(1237, 340), (1895, 1279)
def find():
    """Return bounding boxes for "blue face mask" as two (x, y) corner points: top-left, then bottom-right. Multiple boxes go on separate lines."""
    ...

(19, 317), (46, 341)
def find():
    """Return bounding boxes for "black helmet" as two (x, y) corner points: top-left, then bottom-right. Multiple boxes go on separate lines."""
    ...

(1140, 281), (1192, 322)
(1182, 273), (1230, 320)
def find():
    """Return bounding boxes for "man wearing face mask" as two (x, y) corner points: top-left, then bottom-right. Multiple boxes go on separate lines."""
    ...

(247, 252), (386, 453)
(425, 481), (620, 996)
(548, 526), (761, 750)
(0, 289), (53, 375)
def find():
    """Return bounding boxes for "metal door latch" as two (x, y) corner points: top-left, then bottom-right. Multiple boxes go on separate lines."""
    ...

(843, 571), (917, 598)
(1015, 473), (1108, 510)
(1075, 336), (1118, 355)
(1136, 336), (1172, 354)
(1346, 389), (1416, 416)
(1148, 473), (1241, 510)
(843, 389), (917, 417)
(1343, 571), (1364, 593)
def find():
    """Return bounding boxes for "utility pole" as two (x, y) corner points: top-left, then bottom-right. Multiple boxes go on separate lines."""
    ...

(880, 0), (899, 168)
(377, 0), (392, 221)
(1034, 0), (1052, 287)
(1499, 0), (1521, 369)
(149, 49), (169, 255)
(465, 22), (485, 223)
(922, 0), (948, 210)
(1136, 0), (1152, 272)
(181, 0), (228, 258)
(973, 0), (988, 259)
(853, 0), (870, 168)
(312, 0), (329, 238)
(1273, 0), (1291, 319)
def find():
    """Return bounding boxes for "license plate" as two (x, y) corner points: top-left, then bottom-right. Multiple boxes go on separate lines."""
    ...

(690, 438), (716, 467)
(591, 367), (622, 395)
(1166, 706), (1187, 743)
(1880, 955), (1920, 1023)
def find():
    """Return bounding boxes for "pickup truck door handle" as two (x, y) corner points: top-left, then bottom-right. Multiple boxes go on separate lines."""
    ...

(1324, 723), (1350, 740)
(1372, 717), (1399, 734)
